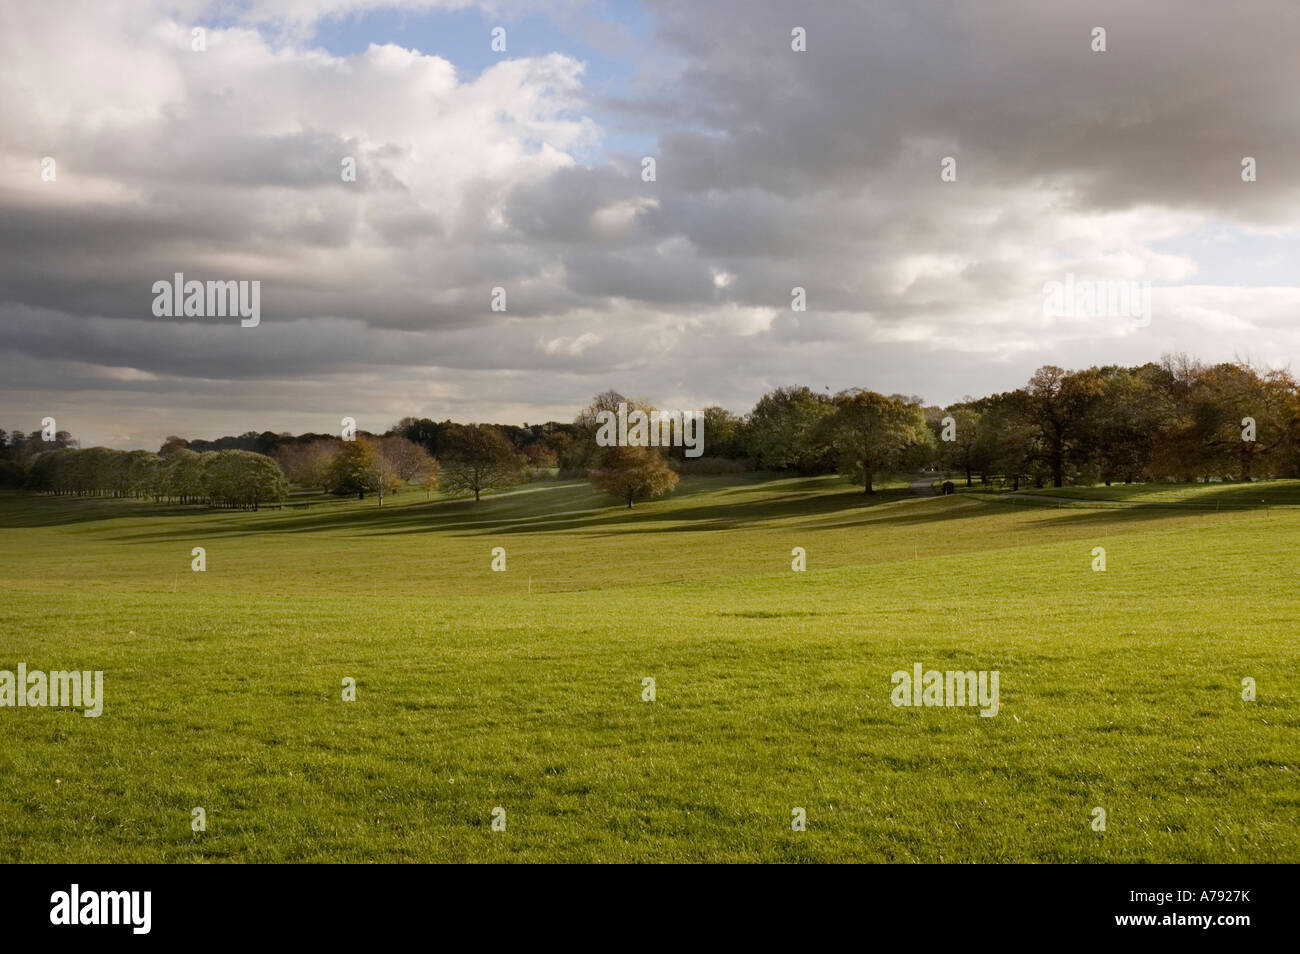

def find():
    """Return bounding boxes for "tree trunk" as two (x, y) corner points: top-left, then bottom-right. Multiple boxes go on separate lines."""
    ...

(965, 466), (972, 487)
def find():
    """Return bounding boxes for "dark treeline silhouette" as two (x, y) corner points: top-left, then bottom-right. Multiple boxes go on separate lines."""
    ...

(19, 445), (288, 509)
(934, 356), (1300, 489)
(177, 421), (556, 459)
(4, 355), (1299, 504)
(558, 356), (1300, 492)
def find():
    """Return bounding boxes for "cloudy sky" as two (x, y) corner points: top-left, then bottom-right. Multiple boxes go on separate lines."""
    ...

(2, 0), (1299, 449)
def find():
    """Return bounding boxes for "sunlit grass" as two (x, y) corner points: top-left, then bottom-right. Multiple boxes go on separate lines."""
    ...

(0, 476), (1296, 862)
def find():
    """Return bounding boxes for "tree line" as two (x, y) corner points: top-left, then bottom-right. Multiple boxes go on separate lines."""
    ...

(624, 355), (1300, 492)
(545, 356), (1300, 495)
(4, 355), (1299, 507)
(23, 446), (288, 509)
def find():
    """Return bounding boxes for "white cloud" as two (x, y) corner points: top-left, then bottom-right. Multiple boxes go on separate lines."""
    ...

(2, 0), (1300, 448)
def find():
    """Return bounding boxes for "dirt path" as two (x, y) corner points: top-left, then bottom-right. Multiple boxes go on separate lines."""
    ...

(908, 474), (936, 497)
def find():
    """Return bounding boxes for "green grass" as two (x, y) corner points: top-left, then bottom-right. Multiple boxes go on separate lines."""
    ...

(1010, 479), (1300, 507)
(0, 476), (1296, 862)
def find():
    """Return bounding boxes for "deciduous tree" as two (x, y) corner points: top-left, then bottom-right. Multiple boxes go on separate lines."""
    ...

(819, 389), (932, 493)
(589, 445), (679, 507)
(440, 424), (522, 501)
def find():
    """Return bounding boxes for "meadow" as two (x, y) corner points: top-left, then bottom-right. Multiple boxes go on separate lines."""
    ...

(1, 475), (1296, 863)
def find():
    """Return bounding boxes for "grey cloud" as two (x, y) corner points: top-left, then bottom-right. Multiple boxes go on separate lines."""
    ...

(3, 0), (1300, 449)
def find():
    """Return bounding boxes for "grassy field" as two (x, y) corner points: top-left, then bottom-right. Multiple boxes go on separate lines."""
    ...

(1011, 481), (1300, 507)
(1, 475), (1296, 863)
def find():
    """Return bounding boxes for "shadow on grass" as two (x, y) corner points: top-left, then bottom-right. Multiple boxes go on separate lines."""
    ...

(365, 481), (926, 538)
(85, 475), (924, 542)
(0, 493), (202, 528)
(952, 485), (1300, 533)
(6, 477), (1294, 542)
